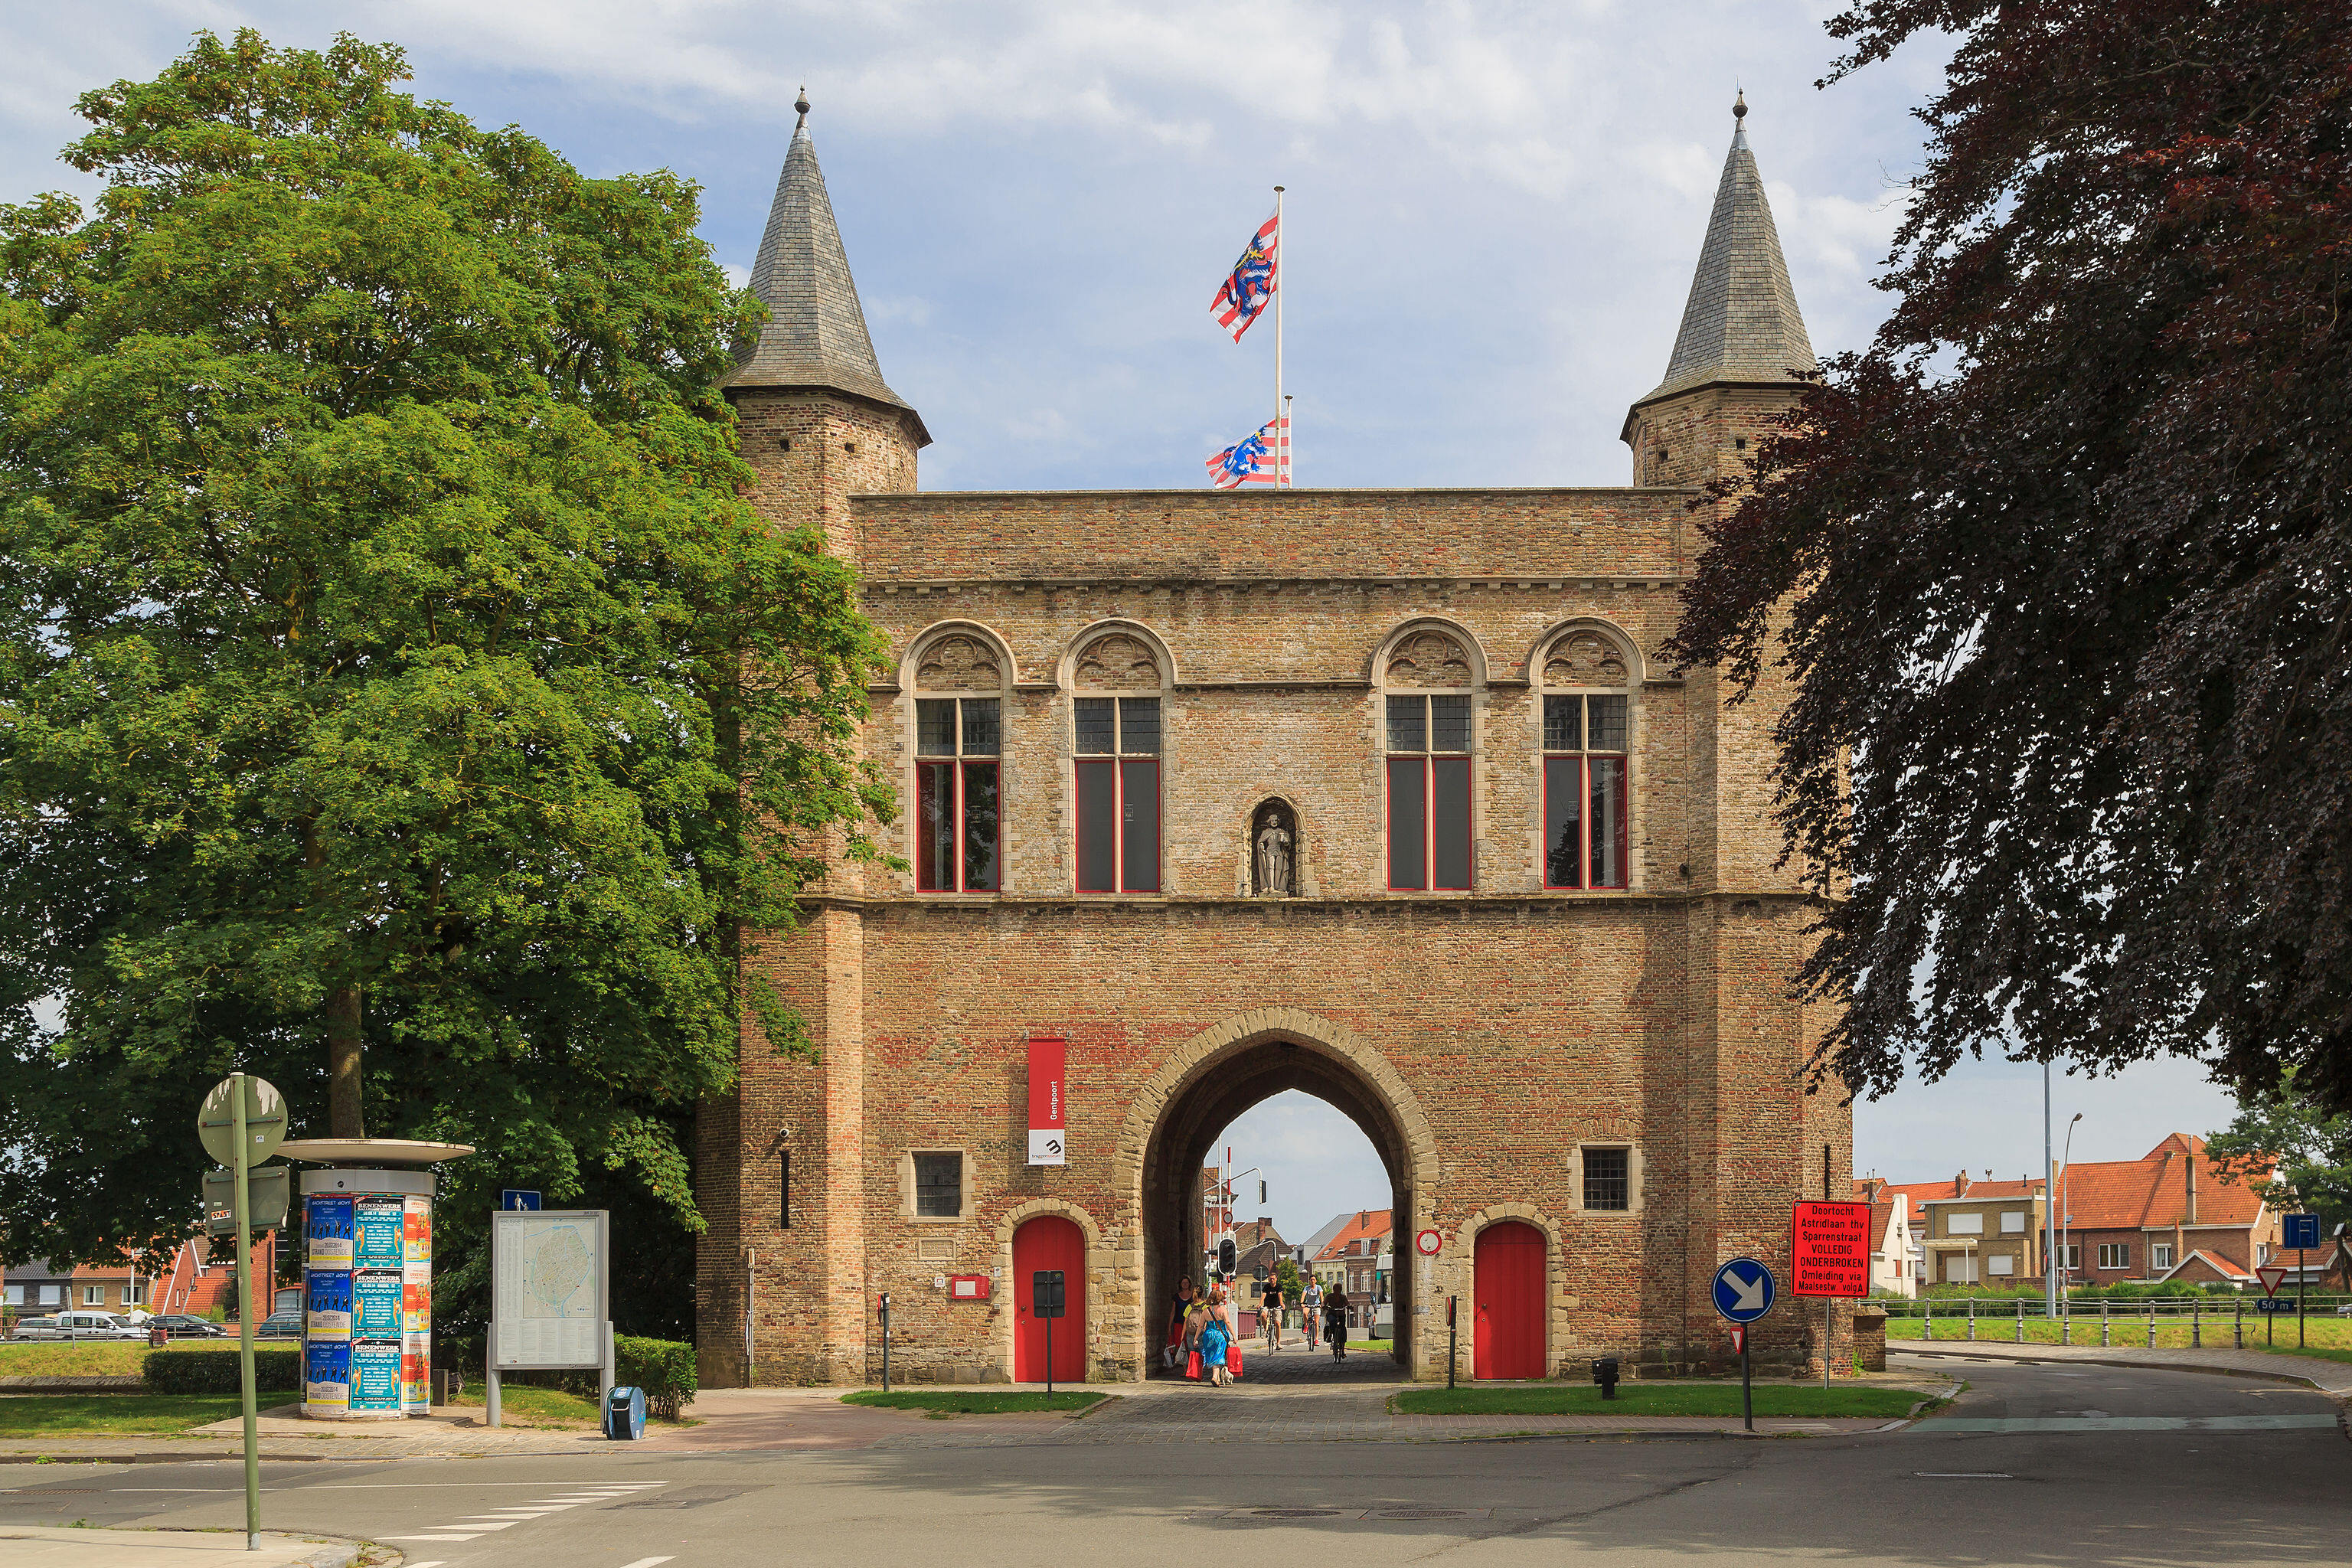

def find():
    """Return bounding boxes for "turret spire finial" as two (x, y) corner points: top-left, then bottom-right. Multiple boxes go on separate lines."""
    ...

(1733, 88), (1747, 125)
(795, 87), (811, 126)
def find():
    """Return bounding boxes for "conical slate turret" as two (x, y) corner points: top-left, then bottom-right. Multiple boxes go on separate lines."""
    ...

(726, 95), (926, 443)
(1634, 93), (1815, 408)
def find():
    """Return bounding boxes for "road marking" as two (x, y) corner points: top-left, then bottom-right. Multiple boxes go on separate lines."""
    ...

(384, 1535), (483, 1542)
(617, 1559), (676, 1568)
(1915, 1472), (2014, 1478)
(443, 1521), (521, 1529)
(1913, 1414), (2337, 1432)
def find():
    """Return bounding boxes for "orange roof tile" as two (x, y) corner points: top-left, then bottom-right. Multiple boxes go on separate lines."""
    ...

(1312, 1209), (1393, 1263)
(2054, 1136), (2272, 1231)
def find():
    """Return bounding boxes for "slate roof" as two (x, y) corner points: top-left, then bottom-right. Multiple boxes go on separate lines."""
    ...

(1635, 93), (1816, 409)
(726, 98), (928, 444)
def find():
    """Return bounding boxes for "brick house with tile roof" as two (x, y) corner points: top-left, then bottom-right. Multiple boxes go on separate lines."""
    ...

(1852, 1178), (1917, 1298)
(2051, 1135), (2281, 1287)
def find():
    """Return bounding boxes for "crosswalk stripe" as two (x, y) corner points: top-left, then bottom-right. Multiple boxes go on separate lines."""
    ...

(384, 1535), (482, 1542)
(616, 1558), (676, 1568)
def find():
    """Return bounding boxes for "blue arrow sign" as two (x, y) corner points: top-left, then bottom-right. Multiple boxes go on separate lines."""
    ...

(500, 1190), (541, 1211)
(1712, 1256), (1776, 1324)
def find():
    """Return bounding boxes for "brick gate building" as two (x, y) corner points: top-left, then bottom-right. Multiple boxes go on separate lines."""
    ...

(694, 94), (1853, 1385)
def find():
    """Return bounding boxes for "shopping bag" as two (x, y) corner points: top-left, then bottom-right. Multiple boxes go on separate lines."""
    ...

(1186, 1350), (1202, 1380)
(1227, 1346), (1243, 1380)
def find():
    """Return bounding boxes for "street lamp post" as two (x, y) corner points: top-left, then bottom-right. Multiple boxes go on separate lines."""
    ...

(2060, 1112), (2083, 1313)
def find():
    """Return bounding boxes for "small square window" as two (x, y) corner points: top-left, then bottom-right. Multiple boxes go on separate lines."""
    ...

(916, 699), (957, 756)
(959, 698), (1000, 755)
(1544, 694), (1580, 750)
(1119, 697), (1161, 755)
(1074, 697), (1116, 754)
(913, 1152), (962, 1218)
(2000, 1210), (2026, 1233)
(1582, 1146), (1630, 1211)
(2151, 1243), (2174, 1269)
(1429, 694), (1472, 753)
(1385, 694), (1426, 753)
(1586, 695), (1627, 750)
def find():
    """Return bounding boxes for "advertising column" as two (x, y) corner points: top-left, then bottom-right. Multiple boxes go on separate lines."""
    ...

(301, 1169), (434, 1420)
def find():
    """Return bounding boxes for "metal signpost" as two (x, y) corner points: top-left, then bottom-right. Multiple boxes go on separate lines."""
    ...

(1710, 1257), (1775, 1432)
(1790, 1198), (1873, 1393)
(879, 1292), (892, 1393)
(198, 1073), (286, 1552)
(1447, 1295), (1459, 1390)
(487, 1209), (611, 1429)
(1032, 1270), (1067, 1395)
(2283, 1213), (2321, 1348)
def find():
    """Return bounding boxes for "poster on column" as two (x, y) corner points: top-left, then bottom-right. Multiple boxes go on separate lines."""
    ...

(348, 1341), (402, 1413)
(1027, 1034), (1067, 1165)
(354, 1196), (404, 1269)
(304, 1268), (352, 1340)
(403, 1194), (432, 1264)
(351, 1270), (403, 1338)
(303, 1341), (349, 1414)
(306, 1196), (354, 1266)
(402, 1331), (430, 1413)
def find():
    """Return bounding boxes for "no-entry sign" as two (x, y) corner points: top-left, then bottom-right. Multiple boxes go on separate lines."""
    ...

(1789, 1200), (1873, 1298)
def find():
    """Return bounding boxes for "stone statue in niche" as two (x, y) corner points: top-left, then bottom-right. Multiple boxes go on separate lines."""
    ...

(1253, 802), (1295, 897)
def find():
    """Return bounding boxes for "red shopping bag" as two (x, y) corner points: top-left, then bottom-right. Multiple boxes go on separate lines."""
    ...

(1227, 1346), (1243, 1380)
(1186, 1350), (1203, 1380)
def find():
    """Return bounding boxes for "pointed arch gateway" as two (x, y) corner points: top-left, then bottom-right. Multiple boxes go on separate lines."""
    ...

(1116, 1009), (1440, 1380)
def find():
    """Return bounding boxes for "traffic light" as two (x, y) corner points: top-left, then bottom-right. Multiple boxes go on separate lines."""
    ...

(1218, 1237), (1236, 1278)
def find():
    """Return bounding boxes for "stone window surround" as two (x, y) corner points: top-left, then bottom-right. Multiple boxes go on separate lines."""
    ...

(1374, 617), (1488, 895)
(1533, 619), (1645, 894)
(1063, 619), (1174, 898)
(900, 1147), (972, 1224)
(900, 622), (1016, 897)
(1568, 1142), (1645, 1216)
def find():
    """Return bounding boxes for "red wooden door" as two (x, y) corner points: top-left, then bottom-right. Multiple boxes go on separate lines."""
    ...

(1473, 1221), (1546, 1380)
(1012, 1216), (1086, 1383)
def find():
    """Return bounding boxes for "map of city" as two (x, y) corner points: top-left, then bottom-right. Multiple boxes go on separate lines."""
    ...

(492, 1212), (604, 1369)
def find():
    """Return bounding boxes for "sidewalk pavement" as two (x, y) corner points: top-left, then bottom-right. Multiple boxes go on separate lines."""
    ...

(1894, 1339), (2352, 1394)
(0, 1406), (614, 1465)
(0, 1525), (374, 1567)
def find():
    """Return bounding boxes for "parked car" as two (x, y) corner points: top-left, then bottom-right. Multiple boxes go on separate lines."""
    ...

(10, 1315), (57, 1340)
(251, 1308), (305, 1340)
(144, 1314), (227, 1338)
(13, 1310), (148, 1341)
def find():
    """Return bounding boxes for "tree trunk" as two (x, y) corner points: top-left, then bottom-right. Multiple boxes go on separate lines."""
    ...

(327, 983), (364, 1138)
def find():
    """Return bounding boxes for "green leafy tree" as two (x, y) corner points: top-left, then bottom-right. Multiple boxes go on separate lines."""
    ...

(0, 31), (890, 1288)
(1666, 0), (2352, 1108)
(2209, 1070), (2352, 1237)
(1272, 1256), (1302, 1300)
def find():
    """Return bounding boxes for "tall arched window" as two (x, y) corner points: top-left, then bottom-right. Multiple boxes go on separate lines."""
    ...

(910, 629), (1005, 892)
(1380, 625), (1481, 891)
(1538, 627), (1633, 890)
(1069, 626), (1165, 893)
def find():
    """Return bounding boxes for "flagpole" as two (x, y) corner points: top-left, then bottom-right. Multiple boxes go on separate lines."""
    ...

(1273, 185), (1285, 488)
(1284, 394), (1294, 489)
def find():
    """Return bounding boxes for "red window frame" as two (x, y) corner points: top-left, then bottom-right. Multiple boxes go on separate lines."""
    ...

(1542, 694), (1629, 890)
(1073, 697), (1161, 893)
(1385, 694), (1474, 892)
(915, 698), (1000, 892)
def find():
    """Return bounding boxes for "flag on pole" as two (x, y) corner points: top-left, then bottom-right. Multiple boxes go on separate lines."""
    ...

(1207, 418), (1289, 488)
(1211, 210), (1280, 342)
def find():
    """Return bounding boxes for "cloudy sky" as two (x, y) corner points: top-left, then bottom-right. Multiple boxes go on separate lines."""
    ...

(2, 2), (2238, 1228)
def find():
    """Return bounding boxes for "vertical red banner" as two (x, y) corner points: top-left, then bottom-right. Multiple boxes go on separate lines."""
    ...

(1027, 1035), (1066, 1166)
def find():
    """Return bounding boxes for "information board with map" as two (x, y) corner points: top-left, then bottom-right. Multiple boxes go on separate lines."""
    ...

(490, 1209), (609, 1370)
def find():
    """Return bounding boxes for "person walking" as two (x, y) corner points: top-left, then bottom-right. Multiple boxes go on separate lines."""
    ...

(1164, 1276), (1195, 1374)
(1199, 1286), (1234, 1387)
(1323, 1285), (1350, 1362)
(1302, 1277), (1324, 1351)
(1181, 1288), (1211, 1381)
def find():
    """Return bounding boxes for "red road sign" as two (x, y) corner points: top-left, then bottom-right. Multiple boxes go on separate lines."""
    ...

(2256, 1265), (2288, 1298)
(1728, 1325), (1746, 1355)
(1790, 1200), (1874, 1298)
(1415, 1228), (1442, 1257)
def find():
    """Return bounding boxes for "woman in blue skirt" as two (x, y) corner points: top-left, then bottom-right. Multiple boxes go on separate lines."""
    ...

(1198, 1285), (1233, 1387)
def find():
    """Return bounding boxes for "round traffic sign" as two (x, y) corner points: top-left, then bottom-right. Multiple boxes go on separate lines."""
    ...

(198, 1075), (286, 1166)
(1711, 1256), (1776, 1324)
(1414, 1228), (1442, 1256)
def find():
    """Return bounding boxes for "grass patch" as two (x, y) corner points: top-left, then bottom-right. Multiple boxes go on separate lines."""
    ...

(448, 1384), (603, 1428)
(0, 1395), (247, 1436)
(1889, 1315), (2352, 1357)
(841, 1390), (1106, 1415)
(1391, 1383), (1930, 1418)
(0, 1342), (227, 1378)
(1346, 1340), (1393, 1353)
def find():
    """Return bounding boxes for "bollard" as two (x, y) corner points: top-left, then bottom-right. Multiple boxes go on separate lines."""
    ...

(1923, 1300), (1933, 1341)
(2015, 1298), (2025, 1342)
(2100, 1298), (2109, 1346)
(1968, 1298), (1977, 1341)
(2061, 1307), (2072, 1345)
(2147, 1304), (2156, 1348)
(2192, 1297), (2201, 1348)
(2234, 1295), (2243, 1349)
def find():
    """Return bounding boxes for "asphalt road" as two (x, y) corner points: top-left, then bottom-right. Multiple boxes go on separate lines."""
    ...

(2, 1355), (2341, 1567)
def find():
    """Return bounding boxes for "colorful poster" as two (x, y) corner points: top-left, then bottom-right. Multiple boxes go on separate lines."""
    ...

(303, 1269), (352, 1341)
(354, 1197), (404, 1269)
(403, 1196), (432, 1265)
(401, 1276), (430, 1336)
(352, 1271), (402, 1338)
(403, 1330), (430, 1413)
(305, 1196), (354, 1267)
(302, 1340), (349, 1413)
(349, 1341), (401, 1413)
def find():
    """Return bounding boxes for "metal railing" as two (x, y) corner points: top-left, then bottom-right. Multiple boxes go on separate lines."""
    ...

(1876, 1292), (2347, 1351)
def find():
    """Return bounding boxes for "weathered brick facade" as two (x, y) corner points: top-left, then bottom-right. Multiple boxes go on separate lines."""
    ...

(694, 102), (1853, 1384)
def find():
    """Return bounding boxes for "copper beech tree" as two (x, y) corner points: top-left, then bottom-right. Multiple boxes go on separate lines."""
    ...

(1668, 1), (2352, 1106)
